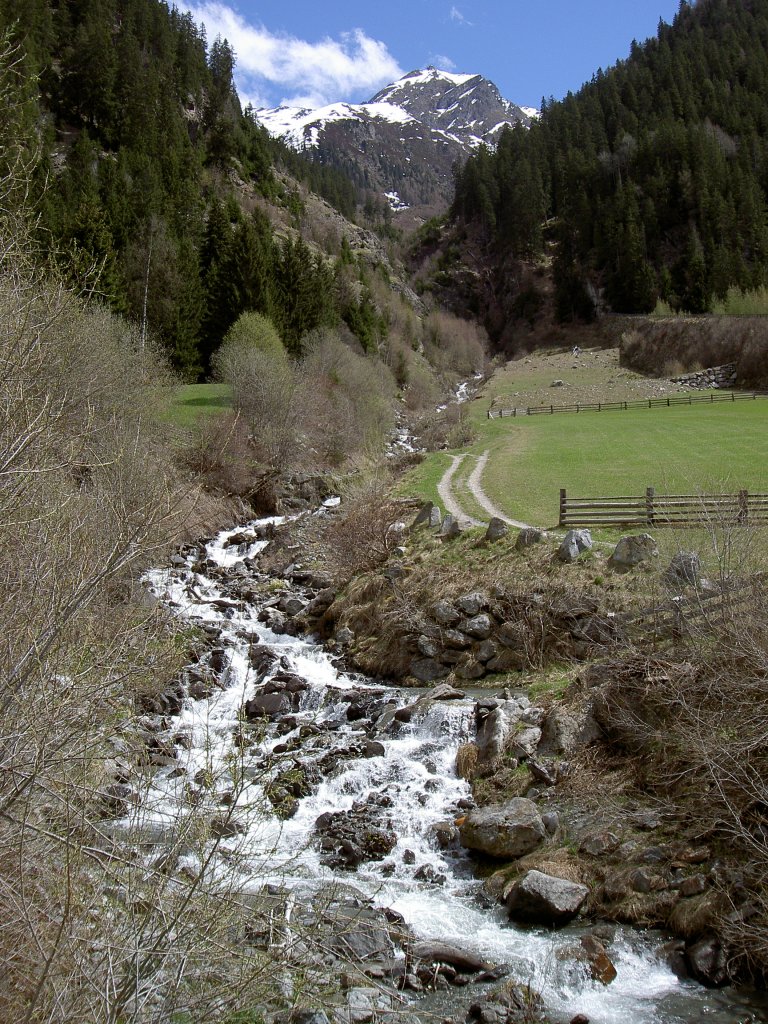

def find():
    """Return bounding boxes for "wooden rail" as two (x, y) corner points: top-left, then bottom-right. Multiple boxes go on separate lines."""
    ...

(488, 391), (761, 419)
(617, 581), (758, 651)
(559, 487), (768, 527)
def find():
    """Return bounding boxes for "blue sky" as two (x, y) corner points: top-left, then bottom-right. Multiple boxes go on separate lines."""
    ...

(186, 1), (682, 110)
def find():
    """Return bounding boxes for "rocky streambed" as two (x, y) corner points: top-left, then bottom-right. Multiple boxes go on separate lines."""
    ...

(109, 515), (767, 1024)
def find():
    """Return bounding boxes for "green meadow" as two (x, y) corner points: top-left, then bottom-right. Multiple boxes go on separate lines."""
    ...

(401, 349), (768, 529)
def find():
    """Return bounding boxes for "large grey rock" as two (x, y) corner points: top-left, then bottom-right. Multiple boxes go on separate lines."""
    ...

(410, 940), (491, 973)
(609, 533), (658, 572)
(685, 935), (729, 987)
(515, 527), (548, 551)
(429, 505), (443, 529)
(244, 692), (291, 720)
(412, 502), (435, 528)
(456, 591), (488, 616)
(459, 798), (546, 858)
(496, 621), (527, 649)
(666, 551), (702, 587)
(475, 701), (529, 762)
(431, 600), (461, 627)
(456, 656), (487, 681)
(345, 987), (393, 1024)
(443, 628), (472, 649)
(328, 905), (395, 961)
(485, 518), (509, 542)
(440, 514), (464, 539)
(410, 658), (450, 682)
(506, 870), (589, 925)
(509, 726), (542, 760)
(429, 682), (466, 701)
(416, 635), (439, 658)
(538, 704), (602, 756)
(557, 529), (593, 563)
(460, 613), (493, 640)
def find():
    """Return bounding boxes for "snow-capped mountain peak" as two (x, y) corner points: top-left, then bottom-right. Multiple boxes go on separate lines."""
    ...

(255, 67), (537, 223)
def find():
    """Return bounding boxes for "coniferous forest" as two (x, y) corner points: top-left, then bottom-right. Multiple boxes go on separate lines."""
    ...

(0, 0), (367, 377)
(451, 0), (768, 319)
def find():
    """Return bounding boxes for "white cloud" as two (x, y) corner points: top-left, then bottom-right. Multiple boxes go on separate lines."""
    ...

(449, 6), (473, 27)
(430, 53), (458, 71)
(186, 3), (404, 108)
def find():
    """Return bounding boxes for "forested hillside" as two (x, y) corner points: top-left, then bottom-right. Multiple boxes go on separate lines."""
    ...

(451, 0), (768, 318)
(0, 0), (370, 375)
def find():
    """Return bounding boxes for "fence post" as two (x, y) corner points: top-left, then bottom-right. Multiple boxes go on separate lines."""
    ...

(646, 486), (655, 526)
(738, 488), (748, 524)
(550, 405), (553, 414)
(559, 488), (567, 526)
(732, 392), (735, 402)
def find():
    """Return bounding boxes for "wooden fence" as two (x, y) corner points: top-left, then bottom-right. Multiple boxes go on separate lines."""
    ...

(488, 391), (761, 419)
(559, 487), (768, 527)
(618, 579), (758, 652)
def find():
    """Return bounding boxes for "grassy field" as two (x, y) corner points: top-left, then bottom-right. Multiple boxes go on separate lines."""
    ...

(162, 383), (232, 431)
(399, 348), (768, 530)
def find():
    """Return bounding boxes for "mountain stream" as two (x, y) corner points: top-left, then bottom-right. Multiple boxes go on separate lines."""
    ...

(133, 517), (766, 1024)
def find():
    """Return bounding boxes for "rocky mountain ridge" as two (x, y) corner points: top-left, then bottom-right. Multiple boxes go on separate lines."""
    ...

(256, 67), (536, 227)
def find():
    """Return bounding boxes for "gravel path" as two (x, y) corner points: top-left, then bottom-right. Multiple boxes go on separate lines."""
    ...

(467, 451), (532, 529)
(437, 451), (533, 530)
(437, 454), (483, 526)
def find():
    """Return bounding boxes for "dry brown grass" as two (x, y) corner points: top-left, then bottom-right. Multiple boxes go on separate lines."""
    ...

(619, 316), (768, 386)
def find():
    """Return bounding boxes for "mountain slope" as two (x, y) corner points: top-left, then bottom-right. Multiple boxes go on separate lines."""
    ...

(256, 67), (534, 225)
(449, 0), (768, 324)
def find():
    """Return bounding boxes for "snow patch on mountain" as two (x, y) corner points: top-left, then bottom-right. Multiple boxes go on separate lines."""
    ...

(257, 100), (415, 149)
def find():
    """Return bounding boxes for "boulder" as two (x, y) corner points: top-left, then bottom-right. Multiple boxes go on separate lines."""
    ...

(538, 704), (602, 756)
(608, 533), (658, 572)
(510, 726), (542, 759)
(496, 621), (526, 648)
(685, 934), (729, 987)
(429, 682), (466, 701)
(443, 628), (472, 649)
(557, 529), (593, 563)
(416, 635), (439, 658)
(429, 506), (443, 529)
(411, 940), (492, 974)
(486, 649), (526, 673)
(485, 518), (509, 542)
(440, 514), (464, 539)
(474, 699), (530, 761)
(579, 831), (621, 857)
(460, 613), (493, 640)
(456, 591), (488, 616)
(460, 798), (546, 859)
(455, 656), (487, 681)
(410, 658), (450, 683)
(279, 595), (306, 615)
(412, 502), (435, 528)
(506, 870), (589, 925)
(244, 692), (291, 721)
(515, 527), (548, 551)
(665, 551), (702, 587)
(431, 600), (462, 627)
(580, 934), (617, 985)
(476, 639), (498, 662)
(345, 987), (393, 1024)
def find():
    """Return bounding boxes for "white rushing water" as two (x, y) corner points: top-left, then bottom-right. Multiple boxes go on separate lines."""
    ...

(131, 519), (765, 1024)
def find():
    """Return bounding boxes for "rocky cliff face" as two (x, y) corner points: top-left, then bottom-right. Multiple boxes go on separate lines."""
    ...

(256, 68), (535, 226)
